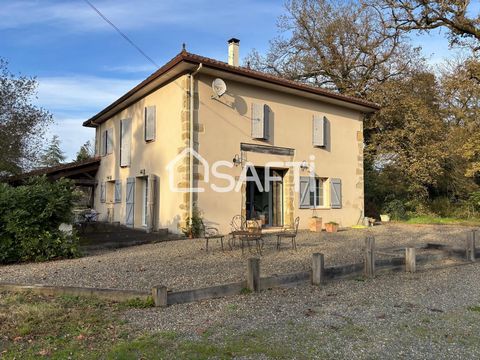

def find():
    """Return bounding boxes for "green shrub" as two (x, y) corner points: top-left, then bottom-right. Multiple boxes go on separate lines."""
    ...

(182, 206), (203, 238)
(382, 199), (407, 220)
(0, 176), (80, 263)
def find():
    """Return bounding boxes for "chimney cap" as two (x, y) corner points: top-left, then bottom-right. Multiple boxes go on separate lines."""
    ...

(228, 38), (240, 44)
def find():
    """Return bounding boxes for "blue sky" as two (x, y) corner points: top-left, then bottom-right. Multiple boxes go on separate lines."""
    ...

(0, 0), (476, 160)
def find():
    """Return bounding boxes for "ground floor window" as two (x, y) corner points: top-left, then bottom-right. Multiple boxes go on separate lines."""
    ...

(300, 177), (328, 208)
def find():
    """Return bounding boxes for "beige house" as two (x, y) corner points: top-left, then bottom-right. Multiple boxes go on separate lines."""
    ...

(84, 39), (378, 234)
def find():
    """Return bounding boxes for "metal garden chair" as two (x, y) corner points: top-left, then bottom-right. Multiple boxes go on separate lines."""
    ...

(276, 216), (300, 251)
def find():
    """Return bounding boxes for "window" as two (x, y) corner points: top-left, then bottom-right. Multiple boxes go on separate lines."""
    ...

(101, 128), (113, 156)
(145, 106), (156, 142)
(120, 119), (132, 167)
(114, 180), (122, 203)
(251, 103), (269, 140)
(300, 177), (327, 208)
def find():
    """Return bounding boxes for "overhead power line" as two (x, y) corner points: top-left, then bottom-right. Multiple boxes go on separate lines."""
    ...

(82, 0), (159, 68)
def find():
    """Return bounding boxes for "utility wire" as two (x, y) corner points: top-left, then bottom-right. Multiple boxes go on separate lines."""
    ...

(82, 0), (160, 68)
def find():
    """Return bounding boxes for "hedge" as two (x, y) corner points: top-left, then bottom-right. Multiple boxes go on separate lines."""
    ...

(0, 176), (80, 263)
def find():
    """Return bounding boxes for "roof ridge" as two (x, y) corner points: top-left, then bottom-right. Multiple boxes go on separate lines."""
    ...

(83, 50), (379, 127)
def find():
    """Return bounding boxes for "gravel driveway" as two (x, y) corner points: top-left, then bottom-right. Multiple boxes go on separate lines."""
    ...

(124, 262), (480, 359)
(0, 223), (474, 291)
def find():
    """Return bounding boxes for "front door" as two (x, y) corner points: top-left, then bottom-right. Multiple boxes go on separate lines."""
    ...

(246, 167), (284, 227)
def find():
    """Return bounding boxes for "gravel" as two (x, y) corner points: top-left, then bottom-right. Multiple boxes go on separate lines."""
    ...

(0, 223), (473, 292)
(124, 262), (480, 359)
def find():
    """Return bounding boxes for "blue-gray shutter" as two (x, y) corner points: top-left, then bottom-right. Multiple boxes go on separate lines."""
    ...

(145, 106), (156, 142)
(100, 182), (106, 203)
(263, 104), (270, 140)
(101, 130), (107, 156)
(313, 115), (326, 147)
(106, 127), (114, 154)
(330, 178), (342, 209)
(146, 174), (158, 231)
(125, 177), (135, 226)
(114, 180), (122, 203)
(299, 176), (312, 208)
(120, 119), (132, 167)
(251, 103), (265, 139)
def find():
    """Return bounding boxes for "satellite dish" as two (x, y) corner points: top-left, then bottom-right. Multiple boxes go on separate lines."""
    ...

(212, 78), (227, 98)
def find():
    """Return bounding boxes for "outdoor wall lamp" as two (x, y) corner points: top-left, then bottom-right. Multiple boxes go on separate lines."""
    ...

(300, 160), (309, 171)
(232, 153), (245, 167)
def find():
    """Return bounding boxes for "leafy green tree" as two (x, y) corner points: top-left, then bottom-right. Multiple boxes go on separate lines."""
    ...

(75, 140), (94, 162)
(39, 135), (66, 167)
(0, 58), (52, 175)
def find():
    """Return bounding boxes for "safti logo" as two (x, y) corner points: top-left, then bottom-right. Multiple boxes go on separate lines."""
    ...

(166, 148), (316, 193)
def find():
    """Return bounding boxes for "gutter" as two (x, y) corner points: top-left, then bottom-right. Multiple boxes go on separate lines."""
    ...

(189, 63), (203, 223)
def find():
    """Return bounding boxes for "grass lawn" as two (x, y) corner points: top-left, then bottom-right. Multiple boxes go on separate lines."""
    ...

(0, 292), (297, 359)
(402, 216), (480, 226)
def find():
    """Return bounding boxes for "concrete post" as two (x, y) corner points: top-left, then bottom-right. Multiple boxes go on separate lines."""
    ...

(247, 258), (260, 292)
(405, 247), (416, 273)
(364, 236), (375, 277)
(466, 230), (476, 262)
(152, 285), (168, 307)
(312, 253), (325, 286)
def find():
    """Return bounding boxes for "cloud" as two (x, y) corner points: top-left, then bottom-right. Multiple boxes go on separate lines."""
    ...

(47, 118), (95, 161)
(103, 64), (157, 74)
(0, 0), (281, 33)
(35, 75), (141, 160)
(36, 75), (140, 113)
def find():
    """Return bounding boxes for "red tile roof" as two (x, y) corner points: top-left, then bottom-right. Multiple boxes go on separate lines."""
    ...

(83, 51), (379, 127)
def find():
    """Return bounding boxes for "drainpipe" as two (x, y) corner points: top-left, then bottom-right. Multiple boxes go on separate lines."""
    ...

(189, 63), (203, 223)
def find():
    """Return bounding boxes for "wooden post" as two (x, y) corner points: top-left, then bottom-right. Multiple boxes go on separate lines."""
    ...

(151, 285), (168, 307)
(247, 258), (260, 292)
(312, 253), (324, 286)
(364, 236), (375, 277)
(466, 230), (476, 262)
(405, 247), (416, 273)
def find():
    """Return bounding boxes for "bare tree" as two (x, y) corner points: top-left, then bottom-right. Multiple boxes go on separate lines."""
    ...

(371, 0), (480, 50)
(246, 0), (422, 97)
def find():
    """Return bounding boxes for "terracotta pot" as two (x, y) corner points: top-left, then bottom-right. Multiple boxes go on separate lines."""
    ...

(309, 217), (322, 232)
(325, 223), (338, 233)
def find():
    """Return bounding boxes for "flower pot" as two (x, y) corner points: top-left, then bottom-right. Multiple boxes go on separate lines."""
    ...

(325, 223), (338, 233)
(380, 214), (390, 222)
(309, 217), (322, 232)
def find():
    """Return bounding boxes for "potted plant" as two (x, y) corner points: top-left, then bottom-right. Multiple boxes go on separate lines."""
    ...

(325, 221), (339, 233)
(309, 209), (322, 232)
(379, 214), (390, 222)
(182, 206), (203, 238)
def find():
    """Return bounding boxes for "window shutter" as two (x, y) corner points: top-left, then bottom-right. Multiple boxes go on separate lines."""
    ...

(114, 180), (122, 203)
(251, 103), (265, 139)
(145, 106), (156, 142)
(106, 128), (114, 154)
(100, 182), (106, 203)
(299, 176), (312, 208)
(125, 178), (135, 226)
(120, 118), (132, 167)
(313, 114), (326, 147)
(101, 130), (107, 156)
(263, 104), (270, 140)
(330, 178), (342, 209)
